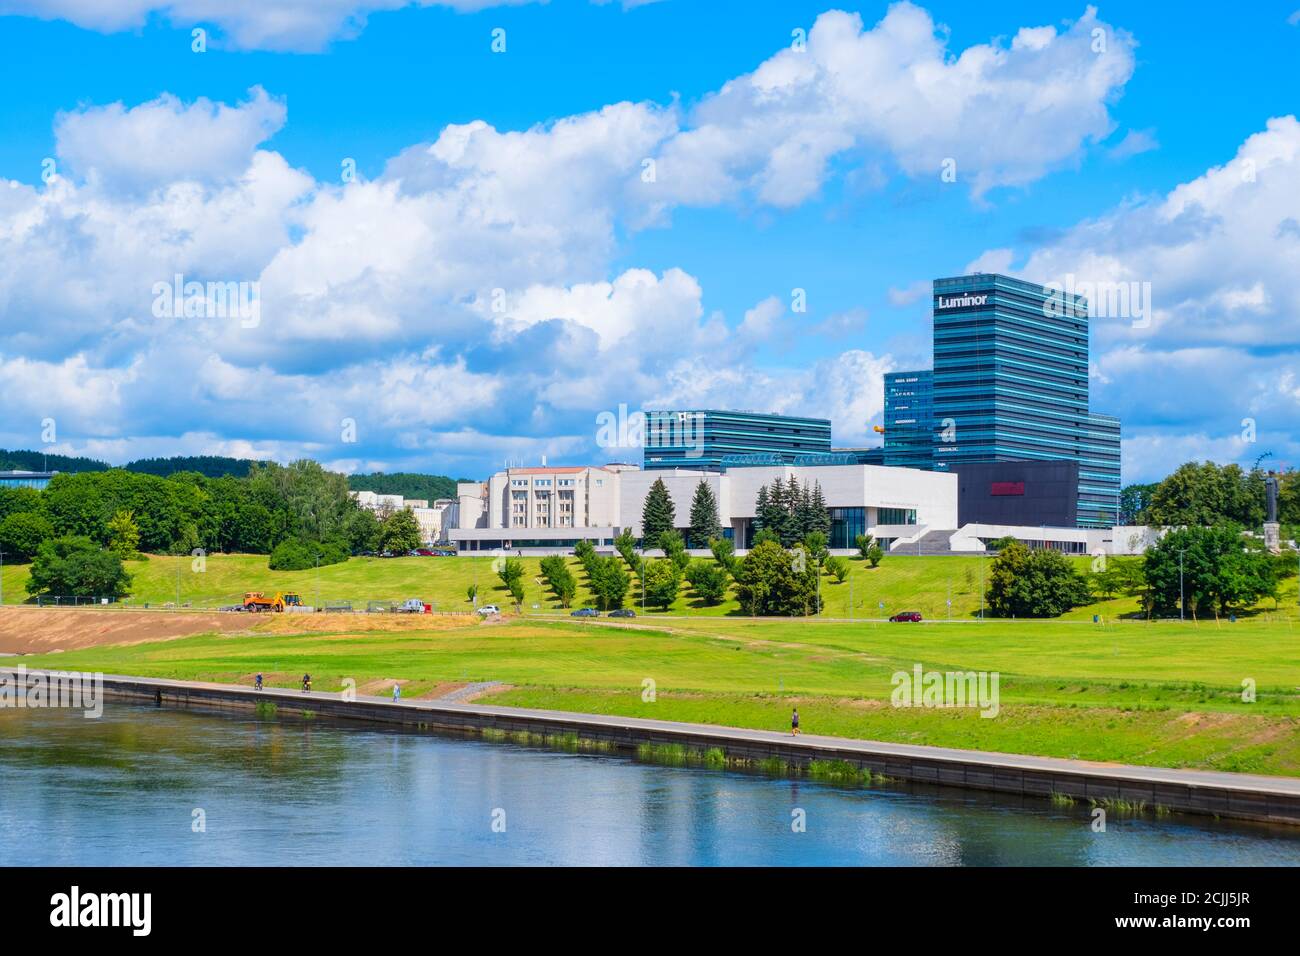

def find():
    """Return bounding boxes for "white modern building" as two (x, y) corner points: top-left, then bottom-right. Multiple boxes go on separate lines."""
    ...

(448, 460), (1162, 558)
(450, 461), (958, 553)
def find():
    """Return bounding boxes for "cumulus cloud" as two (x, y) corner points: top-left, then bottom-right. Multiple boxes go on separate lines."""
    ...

(0, 5), (1149, 473)
(980, 116), (1300, 479)
(0, 0), (541, 52)
(54, 87), (286, 191)
(654, 4), (1135, 205)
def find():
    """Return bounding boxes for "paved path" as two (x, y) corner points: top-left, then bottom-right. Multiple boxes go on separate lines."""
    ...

(6, 666), (1298, 800)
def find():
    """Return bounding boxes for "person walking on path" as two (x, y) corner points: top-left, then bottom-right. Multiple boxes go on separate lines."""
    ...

(302, 673), (312, 693)
(791, 707), (801, 736)
(392, 683), (401, 702)
(255, 673), (263, 691)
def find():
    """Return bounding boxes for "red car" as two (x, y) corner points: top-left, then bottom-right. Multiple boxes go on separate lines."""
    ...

(889, 611), (923, 622)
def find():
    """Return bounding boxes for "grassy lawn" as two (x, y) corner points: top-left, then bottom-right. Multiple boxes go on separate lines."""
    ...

(17, 614), (1300, 777)
(4, 551), (1297, 622)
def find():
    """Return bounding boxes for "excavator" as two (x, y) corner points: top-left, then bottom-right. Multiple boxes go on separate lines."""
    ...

(242, 591), (305, 612)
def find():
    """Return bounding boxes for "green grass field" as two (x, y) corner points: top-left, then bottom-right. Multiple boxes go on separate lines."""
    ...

(4, 551), (1298, 622)
(18, 613), (1300, 777)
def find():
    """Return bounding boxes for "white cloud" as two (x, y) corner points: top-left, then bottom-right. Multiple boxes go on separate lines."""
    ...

(1108, 127), (1159, 159)
(0, 5), (1150, 473)
(1, 0), (541, 52)
(655, 4), (1136, 205)
(54, 87), (286, 191)
(980, 117), (1300, 480)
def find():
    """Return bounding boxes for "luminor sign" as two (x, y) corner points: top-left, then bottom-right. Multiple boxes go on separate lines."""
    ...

(936, 294), (988, 309)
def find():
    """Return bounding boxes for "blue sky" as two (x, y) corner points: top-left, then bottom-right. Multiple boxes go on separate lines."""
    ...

(0, 0), (1297, 482)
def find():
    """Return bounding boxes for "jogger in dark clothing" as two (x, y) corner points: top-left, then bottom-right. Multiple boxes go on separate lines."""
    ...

(302, 673), (312, 692)
(791, 708), (801, 736)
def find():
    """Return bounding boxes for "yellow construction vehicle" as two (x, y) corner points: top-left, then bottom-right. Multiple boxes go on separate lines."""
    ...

(242, 591), (305, 612)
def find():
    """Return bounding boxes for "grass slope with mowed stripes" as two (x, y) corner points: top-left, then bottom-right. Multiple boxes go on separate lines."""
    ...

(18, 613), (1300, 777)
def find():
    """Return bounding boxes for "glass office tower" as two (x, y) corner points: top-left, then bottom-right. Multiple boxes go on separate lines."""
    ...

(882, 371), (934, 469)
(925, 273), (1120, 528)
(642, 410), (832, 472)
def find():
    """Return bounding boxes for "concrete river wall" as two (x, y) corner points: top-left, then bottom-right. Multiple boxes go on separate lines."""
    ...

(6, 667), (1300, 826)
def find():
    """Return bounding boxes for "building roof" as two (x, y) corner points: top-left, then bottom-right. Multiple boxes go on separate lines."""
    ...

(507, 466), (605, 475)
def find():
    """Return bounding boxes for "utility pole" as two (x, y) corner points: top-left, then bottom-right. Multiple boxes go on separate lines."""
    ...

(0, 550), (6, 607)
(314, 555), (320, 610)
(176, 554), (181, 610)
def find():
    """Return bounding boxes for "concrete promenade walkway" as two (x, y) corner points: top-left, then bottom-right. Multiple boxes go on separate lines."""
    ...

(4, 666), (1299, 822)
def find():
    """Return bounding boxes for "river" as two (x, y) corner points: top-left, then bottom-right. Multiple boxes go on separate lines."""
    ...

(2, 703), (1298, 866)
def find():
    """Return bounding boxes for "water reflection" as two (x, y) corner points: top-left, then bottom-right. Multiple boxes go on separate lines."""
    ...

(1, 704), (1298, 867)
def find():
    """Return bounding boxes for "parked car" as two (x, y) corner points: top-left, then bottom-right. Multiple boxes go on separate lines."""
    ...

(889, 611), (923, 622)
(396, 598), (430, 614)
(415, 549), (435, 556)
(571, 607), (600, 617)
(476, 604), (501, 616)
(607, 608), (636, 618)
(430, 549), (456, 557)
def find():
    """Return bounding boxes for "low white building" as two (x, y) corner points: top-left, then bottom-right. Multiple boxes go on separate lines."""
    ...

(450, 461), (958, 552)
(448, 460), (1161, 557)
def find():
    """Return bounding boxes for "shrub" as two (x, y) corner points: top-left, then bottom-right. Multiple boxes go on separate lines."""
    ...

(268, 537), (349, 571)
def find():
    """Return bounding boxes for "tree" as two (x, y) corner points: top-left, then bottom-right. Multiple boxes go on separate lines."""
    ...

(1142, 524), (1278, 617)
(866, 543), (884, 568)
(684, 560), (729, 605)
(380, 508), (422, 553)
(733, 540), (822, 616)
(106, 509), (141, 559)
(344, 507), (382, 554)
(268, 538), (349, 571)
(709, 537), (737, 577)
(808, 483), (832, 538)
(643, 559), (680, 610)
(0, 486), (41, 522)
(539, 555), (577, 608)
(1144, 461), (1266, 528)
(658, 529), (691, 573)
(497, 558), (525, 594)
(466, 583), (479, 604)
(1119, 483), (1157, 525)
(641, 478), (676, 543)
(803, 531), (828, 565)
(688, 480), (722, 547)
(984, 541), (1091, 618)
(854, 533), (874, 560)
(26, 536), (132, 600)
(824, 555), (850, 584)
(589, 556), (630, 610)
(0, 511), (53, 560)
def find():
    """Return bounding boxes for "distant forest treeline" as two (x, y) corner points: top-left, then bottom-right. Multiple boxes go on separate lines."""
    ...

(347, 472), (471, 502)
(0, 450), (464, 499)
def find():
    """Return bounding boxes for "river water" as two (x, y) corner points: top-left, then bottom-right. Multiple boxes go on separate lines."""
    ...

(2, 703), (1298, 866)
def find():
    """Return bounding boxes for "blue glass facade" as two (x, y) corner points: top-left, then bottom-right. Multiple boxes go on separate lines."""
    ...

(883, 371), (934, 469)
(885, 274), (1121, 529)
(643, 410), (832, 472)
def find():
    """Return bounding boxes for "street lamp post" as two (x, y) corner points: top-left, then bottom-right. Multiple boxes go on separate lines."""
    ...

(1176, 547), (1188, 622)
(0, 550), (6, 607)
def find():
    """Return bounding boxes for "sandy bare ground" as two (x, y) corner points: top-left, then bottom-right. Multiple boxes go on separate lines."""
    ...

(0, 606), (255, 654)
(0, 606), (483, 654)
